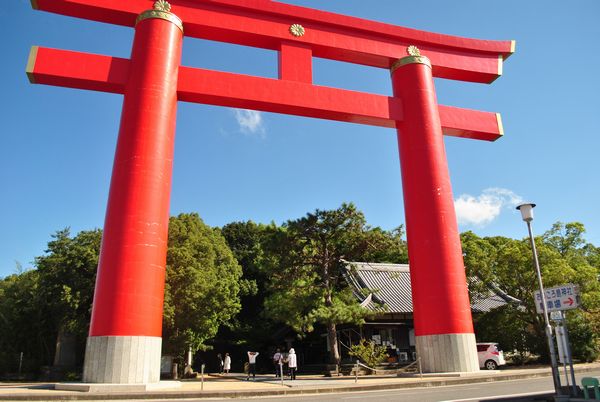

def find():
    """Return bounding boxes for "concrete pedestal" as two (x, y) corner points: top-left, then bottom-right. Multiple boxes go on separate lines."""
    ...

(416, 333), (479, 373)
(82, 336), (162, 383)
(55, 381), (181, 392)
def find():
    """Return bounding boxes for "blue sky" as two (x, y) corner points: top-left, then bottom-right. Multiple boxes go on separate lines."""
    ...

(2, 1), (599, 278)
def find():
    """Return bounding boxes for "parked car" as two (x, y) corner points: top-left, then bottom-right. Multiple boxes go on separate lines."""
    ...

(477, 342), (506, 370)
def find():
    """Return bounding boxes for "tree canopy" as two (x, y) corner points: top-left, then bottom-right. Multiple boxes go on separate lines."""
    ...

(162, 213), (243, 358)
(0, 214), (245, 374)
(0, 228), (102, 373)
(35, 229), (102, 348)
(0, 269), (46, 373)
(217, 221), (275, 350)
(261, 203), (408, 365)
(1, 208), (598, 378)
(462, 222), (600, 362)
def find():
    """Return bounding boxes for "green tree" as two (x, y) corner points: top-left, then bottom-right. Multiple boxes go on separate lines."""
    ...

(462, 223), (600, 362)
(353, 226), (408, 264)
(0, 229), (101, 374)
(263, 203), (407, 367)
(162, 213), (243, 360)
(35, 228), (102, 366)
(543, 222), (600, 361)
(219, 221), (276, 350)
(543, 222), (587, 257)
(0, 269), (50, 373)
(582, 243), (600, 270)
(348, 339), (389, 372)
(2, 214), (245, 375)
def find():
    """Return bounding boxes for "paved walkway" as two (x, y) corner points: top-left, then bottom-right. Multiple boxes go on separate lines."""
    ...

(0, 363), (598, 400)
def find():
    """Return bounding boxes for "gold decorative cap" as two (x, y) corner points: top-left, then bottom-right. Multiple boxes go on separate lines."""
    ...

(390, 45), (431, 74)
(136, 0), (183, 33)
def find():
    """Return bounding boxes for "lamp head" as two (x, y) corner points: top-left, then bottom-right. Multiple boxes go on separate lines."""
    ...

(516, 203), (536, 222)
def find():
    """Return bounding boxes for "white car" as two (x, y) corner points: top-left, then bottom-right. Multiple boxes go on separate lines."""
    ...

(477, 342), (506, 370)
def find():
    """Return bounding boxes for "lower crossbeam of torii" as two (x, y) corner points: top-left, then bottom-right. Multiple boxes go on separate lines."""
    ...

(26, 0), (514, 384)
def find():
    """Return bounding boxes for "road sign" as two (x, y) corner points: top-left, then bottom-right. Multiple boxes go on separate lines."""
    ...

(534, 283), (580, 314)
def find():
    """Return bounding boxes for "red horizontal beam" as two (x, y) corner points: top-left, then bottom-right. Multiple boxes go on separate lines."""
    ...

(26, 46), (128, 93)
(32, 0), (514, 84)
(178, 65), (402, 128)
(26, 47), (503, 141)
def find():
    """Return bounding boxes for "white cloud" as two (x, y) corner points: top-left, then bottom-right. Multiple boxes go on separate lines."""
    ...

(233, 109), (265, 137)
(454, 188), (523, 227)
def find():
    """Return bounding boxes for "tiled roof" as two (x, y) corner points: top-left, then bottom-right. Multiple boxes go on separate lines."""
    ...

(343, 261), (519, 314)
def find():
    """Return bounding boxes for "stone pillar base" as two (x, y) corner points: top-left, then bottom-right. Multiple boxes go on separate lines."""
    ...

(83, 336), (162, 383)
(55, 381), (180, 392)
(416, 333), (479, 373)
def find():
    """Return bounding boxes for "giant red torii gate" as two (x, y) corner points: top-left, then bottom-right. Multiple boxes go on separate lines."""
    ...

(27, 0), (513, 384)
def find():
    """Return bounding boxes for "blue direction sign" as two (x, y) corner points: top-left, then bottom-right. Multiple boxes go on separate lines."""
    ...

(534, 283), (580, 314)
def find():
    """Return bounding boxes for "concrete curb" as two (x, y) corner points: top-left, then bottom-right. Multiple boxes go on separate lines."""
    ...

(0, 365), (598, 401)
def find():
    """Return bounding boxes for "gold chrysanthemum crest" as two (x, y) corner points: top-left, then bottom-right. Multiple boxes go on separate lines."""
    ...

(136, 0), (182, 32)
(390, 45), (431, 73)
(153, 0), (171, 12)
(407, 45), (421, 57)
(289, 23), (305, 37)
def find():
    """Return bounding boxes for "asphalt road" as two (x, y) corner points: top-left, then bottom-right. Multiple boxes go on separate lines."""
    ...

(145, 368), (600, 402)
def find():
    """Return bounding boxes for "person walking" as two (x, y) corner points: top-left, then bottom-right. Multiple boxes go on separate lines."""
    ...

(287, 348), (297, 380)
(247, 351), (259, 381)
(272, 348), (282, 377)
(217, 353), (224, 374)
(223, 353), (231, 374)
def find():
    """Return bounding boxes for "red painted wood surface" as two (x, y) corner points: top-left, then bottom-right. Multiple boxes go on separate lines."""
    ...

(87, 16), (182, 337)
(27, 47), (503, 141)
(279, 41), (312, 83)
(391, 59), (474, 336)
(32, 0), (513, 83)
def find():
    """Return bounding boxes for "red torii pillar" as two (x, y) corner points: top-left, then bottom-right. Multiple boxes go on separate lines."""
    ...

(391, 48), (477, 372)
(27, 0), (513, 382)
(83, 5), (183, 383)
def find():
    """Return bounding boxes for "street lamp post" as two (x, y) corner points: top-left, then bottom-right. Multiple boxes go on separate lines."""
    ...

(516, 203), (562, 396)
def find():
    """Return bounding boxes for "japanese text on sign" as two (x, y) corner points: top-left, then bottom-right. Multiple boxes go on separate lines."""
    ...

(534, 283), (580, 314)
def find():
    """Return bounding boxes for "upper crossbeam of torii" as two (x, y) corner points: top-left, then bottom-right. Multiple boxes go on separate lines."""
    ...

(26, 0), (515, 385)
(28, 0), (512, 140)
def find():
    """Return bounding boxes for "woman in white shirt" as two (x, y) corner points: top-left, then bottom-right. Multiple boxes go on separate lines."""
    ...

(287, 348), (297, 380)
(224, 352), (231, 374)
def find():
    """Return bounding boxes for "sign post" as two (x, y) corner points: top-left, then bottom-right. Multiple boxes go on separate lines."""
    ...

(518, 203), (562, 395)
(547, 289), (580, 397)
(552, 313), (570, 390)
(560, 312), (577, 396)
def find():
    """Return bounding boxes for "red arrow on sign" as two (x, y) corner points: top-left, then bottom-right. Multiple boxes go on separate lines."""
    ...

(565, 297), (575, 306)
